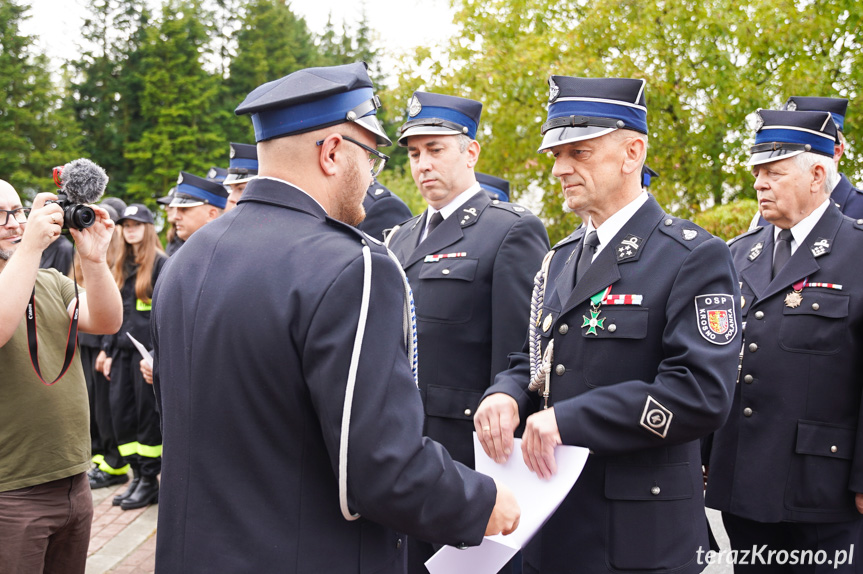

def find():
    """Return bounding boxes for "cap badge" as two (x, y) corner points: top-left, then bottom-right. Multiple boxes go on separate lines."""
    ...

(207, 168), (217, 179)
(229, 145), (236, 159)
(408, 95), (422, 118)
(177, 173), (184, 184)
(754, 110), (764, 132)
(125, 206), (138, 216)
(786, 100), (798, 111)
(548, 78), (560, 104)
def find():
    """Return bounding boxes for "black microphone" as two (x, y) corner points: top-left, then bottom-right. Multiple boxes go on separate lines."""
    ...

(51, 158), (109, 230)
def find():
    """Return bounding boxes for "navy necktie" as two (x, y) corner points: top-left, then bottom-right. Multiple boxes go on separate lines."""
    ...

(576, 231), (600, 283)
(772, 229), (793, 279)
(425, 211), (443, 240)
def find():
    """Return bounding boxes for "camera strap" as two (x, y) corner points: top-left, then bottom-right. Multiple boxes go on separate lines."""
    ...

(25, 267), (81, 386)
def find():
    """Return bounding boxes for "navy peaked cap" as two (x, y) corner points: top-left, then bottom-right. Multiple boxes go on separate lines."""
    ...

(476, 172), (510, 202)
(224, 143), (258, 185)
(748, 109), (838, 166)
(784, 96), (848, 132)
(398, 91), (483, 146)
(641, 165), (659, 188)
(206, 166), (227, 184)
(235, 62), (391, 146)
(170, 171), (229, 209)
(156, 187), (175, 205)
(539, 76), (648, 152)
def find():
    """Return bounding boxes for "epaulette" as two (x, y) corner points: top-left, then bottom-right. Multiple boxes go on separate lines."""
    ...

(657, 216), (712, 250)
(489, 200), (531, 216)
(366, 186), (392, 202)
(726, 226), (763, 246)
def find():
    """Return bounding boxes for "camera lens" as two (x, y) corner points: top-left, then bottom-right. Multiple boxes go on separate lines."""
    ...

(65, 205), (96, 230)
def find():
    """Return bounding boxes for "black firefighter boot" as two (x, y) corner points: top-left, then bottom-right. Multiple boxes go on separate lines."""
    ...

(120, 475), (159, 510)
(113, 464), (140, 506)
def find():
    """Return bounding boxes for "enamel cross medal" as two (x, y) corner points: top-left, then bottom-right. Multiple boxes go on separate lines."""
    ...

(582, 286), (611, 335)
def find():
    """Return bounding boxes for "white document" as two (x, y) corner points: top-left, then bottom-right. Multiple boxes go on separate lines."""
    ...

(126, 332), (153, 367)
(425, 434), (589, 574)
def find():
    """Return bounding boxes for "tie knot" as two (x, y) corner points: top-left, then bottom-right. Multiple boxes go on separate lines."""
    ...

(584, 231), (600, 250)
(778, 229), (793, 242)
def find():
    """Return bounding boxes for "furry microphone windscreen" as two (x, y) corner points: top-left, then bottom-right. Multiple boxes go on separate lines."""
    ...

(60, 158), (109, 204)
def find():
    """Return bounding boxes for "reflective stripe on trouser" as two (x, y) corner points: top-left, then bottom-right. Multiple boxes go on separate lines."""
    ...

(109, 349), (162, 477)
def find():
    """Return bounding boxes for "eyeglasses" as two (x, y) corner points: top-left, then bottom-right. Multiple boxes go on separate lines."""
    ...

(1, 208), (30, 226)
(316, 135), (390, 177)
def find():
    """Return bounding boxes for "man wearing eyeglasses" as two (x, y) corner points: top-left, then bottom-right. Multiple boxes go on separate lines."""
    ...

(0, 180), (122, 574)
(150, 63), (520, 573)
(384, 91), (549, 573)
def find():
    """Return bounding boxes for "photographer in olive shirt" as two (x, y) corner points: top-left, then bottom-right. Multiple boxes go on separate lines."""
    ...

(0, 180), (121, 574)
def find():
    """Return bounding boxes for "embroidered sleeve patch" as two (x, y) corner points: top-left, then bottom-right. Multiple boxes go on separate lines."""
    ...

(694, 294), (737, 345)
(640, 395), (673, 438)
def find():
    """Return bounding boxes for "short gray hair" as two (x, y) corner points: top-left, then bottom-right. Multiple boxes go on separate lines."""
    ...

(455, 134), (472, 152)
(794, 152), (838, 195)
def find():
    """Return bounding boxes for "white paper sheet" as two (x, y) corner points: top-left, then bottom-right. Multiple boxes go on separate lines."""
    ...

(126, 332), (153, 367)
(425, 434), (589, 574)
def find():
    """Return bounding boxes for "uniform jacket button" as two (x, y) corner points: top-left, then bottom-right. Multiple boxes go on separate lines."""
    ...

(607, 324), (617, 333)
(831, 445), (838, 453)
(397, 538), (403, 549)
(664, 218), (673, 226)
(558, 324), (569, 335)
(555, 364), (566, 376)
(463, 408), (472, 417)
(651, 486), (661, 495)
(748, 343), (758, 353)
(811, 302), (820, 311)
(457, 543), (468, 550)
(754, 311), (764, 319)
(743, 407), (753, 417)
(442, 268), (451, 275)
(743, 374), (754, 384)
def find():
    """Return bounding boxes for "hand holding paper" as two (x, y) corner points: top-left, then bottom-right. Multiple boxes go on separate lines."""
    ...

(425, 434), (589, 574)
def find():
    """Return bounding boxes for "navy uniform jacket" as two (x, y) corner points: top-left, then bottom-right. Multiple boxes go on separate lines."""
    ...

(387, 190), (549, 467)
(757, 172), (863, 225)
(358, 181), (412, 241)
(486, 196), (740, 573)
(706, 203), (863, 524)
(151, 178), (496, 573)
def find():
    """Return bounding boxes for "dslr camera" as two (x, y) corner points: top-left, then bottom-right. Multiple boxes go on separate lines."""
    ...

(49, 164), (97, 230)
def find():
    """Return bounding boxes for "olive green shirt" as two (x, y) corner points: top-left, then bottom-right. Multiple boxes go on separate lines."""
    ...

(0, 269), (90, 491)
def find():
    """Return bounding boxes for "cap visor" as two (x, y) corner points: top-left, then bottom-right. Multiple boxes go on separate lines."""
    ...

(156, 196), (172, 205)
(169, 196), (206, 208)
(224, 173), (257, 185)
(397, 125), (463, 146)
(537, 126), (618, 152)
(354, 115), (392, 147)
(746, 149), (803, 166)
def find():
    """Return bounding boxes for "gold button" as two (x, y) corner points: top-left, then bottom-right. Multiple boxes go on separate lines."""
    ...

(744, 375), (753, 383)
(831, 445), (838, 453)
(463, 408), (472, 417)
(651, 486), (661, 495)
(811, 302), (820, 311)
(755, 311), (764, 319)
(744, 407), (753, 417)
(608, 324), (617, 333)
(555, 364), (566, 376)
(748, 343), (758, 353)
(442, 268), (450, 275)
(397, 538), (403, 549)
(558, 324), (569, 335)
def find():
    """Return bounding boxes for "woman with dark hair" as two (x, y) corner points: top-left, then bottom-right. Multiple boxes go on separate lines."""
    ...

(101, 204), (166, 510)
